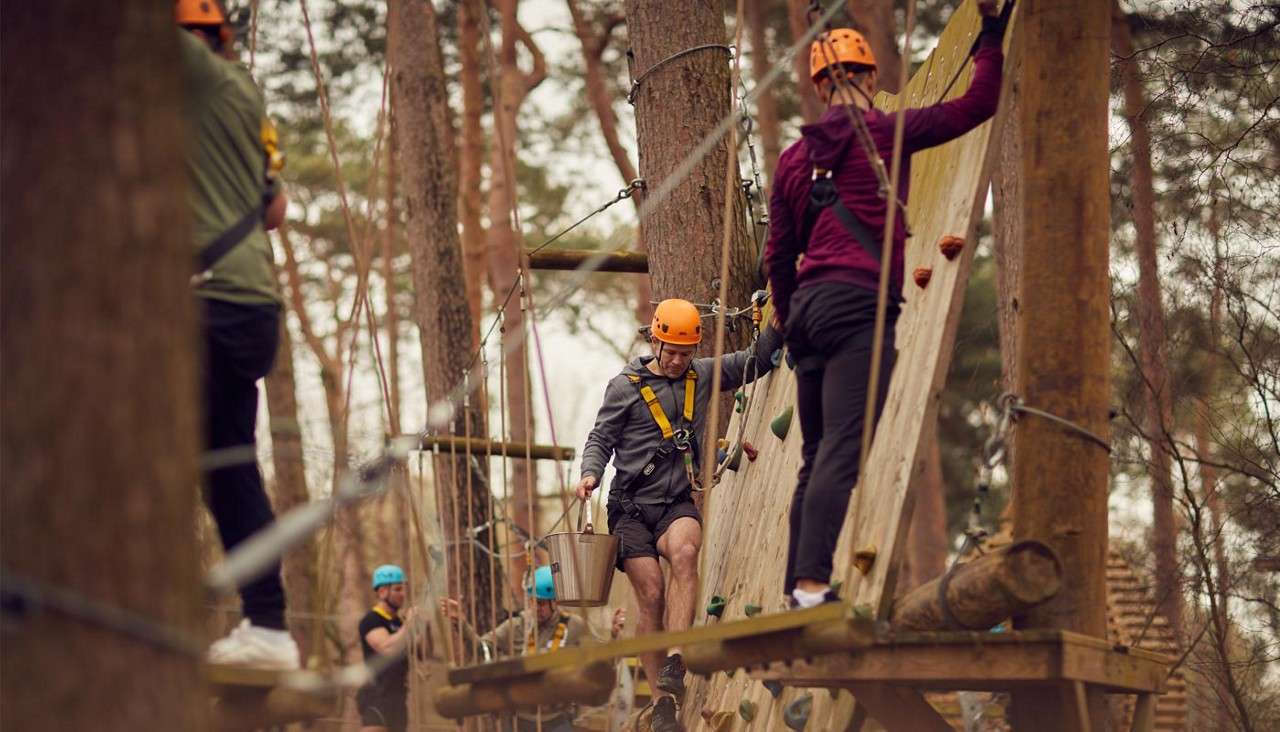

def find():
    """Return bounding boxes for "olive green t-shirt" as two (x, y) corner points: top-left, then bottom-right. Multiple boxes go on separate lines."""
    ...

(180, 30), (281, 306)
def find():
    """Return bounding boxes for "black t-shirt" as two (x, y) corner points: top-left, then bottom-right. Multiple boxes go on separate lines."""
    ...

(358, 607), (409, 700)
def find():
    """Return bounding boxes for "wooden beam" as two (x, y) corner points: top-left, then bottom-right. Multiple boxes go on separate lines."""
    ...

(682, 615), (877, 674)
(751, 630), (1169, 694)
(843, 683), (953, 732)
(524, 248), (649, 273)
(433, 660), (614, 718)
(414, 435), (575, 462)
(207, 665), (336, 731)
(890, 540), (1062, 630)
(1007, 0), (1112, 728)
(446, 602), (859, 685)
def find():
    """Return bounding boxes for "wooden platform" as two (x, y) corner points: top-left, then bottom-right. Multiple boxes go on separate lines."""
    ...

(207, 664), (338, 731)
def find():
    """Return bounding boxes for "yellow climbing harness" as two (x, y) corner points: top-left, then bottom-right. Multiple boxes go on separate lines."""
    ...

(628, 369), (697, 439)
(526, 616), (569, 655)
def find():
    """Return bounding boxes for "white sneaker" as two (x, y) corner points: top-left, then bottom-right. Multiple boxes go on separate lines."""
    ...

(208, 619), (301, 671)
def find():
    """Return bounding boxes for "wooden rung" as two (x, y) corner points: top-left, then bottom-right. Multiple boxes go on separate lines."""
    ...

(525, 248), (648, 273)
(447, 602), (859, 686)
(414, 435), (575, 462)
(433, 660), (614, 718)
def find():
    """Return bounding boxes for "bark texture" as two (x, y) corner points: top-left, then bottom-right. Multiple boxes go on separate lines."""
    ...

(891, 541), (1063, 631)
(0, 5), (203, 728)
(1112, 3), (1182, 641)
(746, 0), (783, 185)
(1008, 1), (1112, 728)
(263, 314), (318, 660)
(458, 0), (487, 347)
(625, 0), (759, 345)
(848, 0), (903, 94)
(389, 0), (500, 631)
(787, 0), (825, 122)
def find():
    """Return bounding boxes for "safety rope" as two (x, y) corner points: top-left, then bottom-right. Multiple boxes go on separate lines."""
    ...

(627, 44), (734, 104)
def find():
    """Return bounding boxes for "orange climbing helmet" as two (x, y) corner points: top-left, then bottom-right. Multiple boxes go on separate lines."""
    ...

(175, 0), (226, 25)
(809, 28), (877, 81)
(650, 299), (703, 346)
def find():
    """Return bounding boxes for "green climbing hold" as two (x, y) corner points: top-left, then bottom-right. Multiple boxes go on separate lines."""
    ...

(743, 603), (762, 617)
(734, 390), (747, 414)
(783, 693), (813, 731)
(829, 580), (843, 596)
(725, 444), (743, 472)
(738, 699), (757, 722)
(852, 603), (874, 620)
(771, 405), (794, 440)
(707, 595), (727, 619)
(763, 679), (784, 698)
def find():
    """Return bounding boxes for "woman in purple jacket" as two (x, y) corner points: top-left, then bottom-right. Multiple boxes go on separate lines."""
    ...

(766, 1), (1008, 609)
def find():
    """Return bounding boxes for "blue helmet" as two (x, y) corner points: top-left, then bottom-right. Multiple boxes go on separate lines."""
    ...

(528, 566), (556, 601)
(372, 564), (406, 589)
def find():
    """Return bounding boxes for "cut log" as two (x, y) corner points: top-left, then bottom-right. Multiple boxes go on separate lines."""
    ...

(525, 247), (649, 273)
(891, 540), (1063, 631)
(413, 435), (575, 462)
(433, 660), (614, 718)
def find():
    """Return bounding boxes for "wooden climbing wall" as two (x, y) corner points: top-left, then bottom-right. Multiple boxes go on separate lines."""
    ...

(685, 2), (1016, 729)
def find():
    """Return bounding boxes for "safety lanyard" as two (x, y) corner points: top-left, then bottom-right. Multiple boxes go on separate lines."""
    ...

(526, 617), (568, 655)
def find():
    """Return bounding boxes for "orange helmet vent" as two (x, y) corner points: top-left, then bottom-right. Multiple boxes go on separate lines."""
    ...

(809, 28), (877, 81)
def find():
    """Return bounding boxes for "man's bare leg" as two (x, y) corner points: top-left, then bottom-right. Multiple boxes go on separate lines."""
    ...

(622, 556), (667, 698)
(657, 517), (702, 639)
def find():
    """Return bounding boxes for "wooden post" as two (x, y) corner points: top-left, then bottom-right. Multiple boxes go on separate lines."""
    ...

(524, 247), (649, 273)
(1007, 0), (1112, 729)
(890, 540), (1062, 631)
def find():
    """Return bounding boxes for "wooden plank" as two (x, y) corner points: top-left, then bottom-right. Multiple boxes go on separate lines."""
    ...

(750, 631), (1168, 694)
(1130, 693), (1156, 732)
(844, 683), (954, 732)
(434, 660), (614, 718)
(446, 602), (856, 685)
(525, 247), (649, 273)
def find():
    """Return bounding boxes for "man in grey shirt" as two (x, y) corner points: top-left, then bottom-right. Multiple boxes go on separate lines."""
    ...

(575, 298), (781, 732)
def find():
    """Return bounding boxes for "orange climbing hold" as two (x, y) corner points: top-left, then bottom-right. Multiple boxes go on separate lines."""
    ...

(913, 267), (933, 289)
(939, 235), (965, 260)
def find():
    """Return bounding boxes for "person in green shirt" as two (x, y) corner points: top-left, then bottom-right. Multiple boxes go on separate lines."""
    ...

(178, 0), (296, 670)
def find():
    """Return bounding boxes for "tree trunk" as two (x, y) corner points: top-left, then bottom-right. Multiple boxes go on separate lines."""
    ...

(1008, 2), (1112, 729)
(458, 0), (487, 347)
(486, 0), (547, 564)
(263, 315), (318, 660)
(566, 0), (653, 324)
(745, 0), (782, 185)
(625, 0), (758, 340)
(787, 0), (825, 123)
(1112, 3), (1181, 641)
(992, 52), (1023, 484)
(389, 0), (500, 633)
(1, 5), (203, 729)
(384, 103), (403, 437)
(848, 0), (903, 94)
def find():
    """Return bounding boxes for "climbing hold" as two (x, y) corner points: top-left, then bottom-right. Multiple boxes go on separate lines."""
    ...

(716, 448), (728, 465)
(743, 603), (762, 617)
(739, 699), (757, 722)
(702, 710), (734, 732)
(913, 267), (933, 289)
(734, 390), (747, 413)
(763, 680), (784, 698)
(939, 234), (965, 260)
(742, 441), (759, 462)
(852, 604), (874, 620)
(707, 596), (727, 619)
(717, 438), (729, 450)
(829, 580), (842, 595)
(852, 545), (878, 576)
(771, 406), (794, 440)
(771, 348), (783, 368)
(724, 444), (743, 472)
(783, 693), (813, 731)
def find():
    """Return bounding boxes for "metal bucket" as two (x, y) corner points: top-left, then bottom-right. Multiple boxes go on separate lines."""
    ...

(543, 500), (619, 607)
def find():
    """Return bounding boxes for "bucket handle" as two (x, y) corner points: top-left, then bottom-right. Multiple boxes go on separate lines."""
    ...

(576, 497), (595, 535)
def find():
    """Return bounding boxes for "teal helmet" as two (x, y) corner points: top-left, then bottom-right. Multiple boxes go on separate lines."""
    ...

(528, 566), (556, 601)
(372, 564), (406, 589)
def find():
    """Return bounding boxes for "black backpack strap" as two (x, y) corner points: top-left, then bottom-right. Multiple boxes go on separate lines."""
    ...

(803, 169), (882, 263)
(192, 201), (266, 280)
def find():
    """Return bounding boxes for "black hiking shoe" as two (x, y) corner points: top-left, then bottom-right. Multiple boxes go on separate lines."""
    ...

(651, 695), (682, 732)
(656, 653), (687, 697)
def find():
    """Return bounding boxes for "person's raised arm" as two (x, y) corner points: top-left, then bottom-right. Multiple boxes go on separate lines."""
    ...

(699, 321), (785, 392)
(576, 378), (631, 500)
(364, 606), (419, 656)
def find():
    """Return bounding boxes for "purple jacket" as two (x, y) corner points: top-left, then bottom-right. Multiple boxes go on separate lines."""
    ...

(766, 41), (1004, 325)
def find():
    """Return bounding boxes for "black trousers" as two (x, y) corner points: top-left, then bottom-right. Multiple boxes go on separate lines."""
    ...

(202, 298), (286, 629)
(783, 283), (898, 594)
